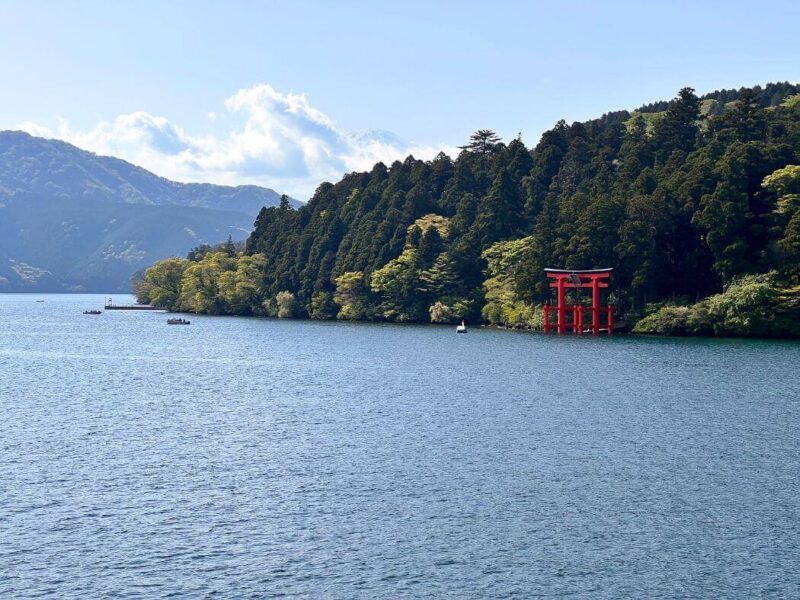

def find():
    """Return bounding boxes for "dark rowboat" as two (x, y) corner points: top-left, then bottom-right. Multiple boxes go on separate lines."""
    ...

(167, 318), (191, 325)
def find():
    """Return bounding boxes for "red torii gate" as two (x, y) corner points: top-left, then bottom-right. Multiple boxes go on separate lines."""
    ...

(543, 268), (614, 335)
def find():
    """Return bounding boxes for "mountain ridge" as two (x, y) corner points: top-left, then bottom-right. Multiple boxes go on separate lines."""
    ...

(0, 130), (300, 214)
(0, 130), (298, 292)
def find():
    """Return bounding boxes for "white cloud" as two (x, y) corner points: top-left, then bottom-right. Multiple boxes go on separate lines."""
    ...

(17, 84), (456, 200)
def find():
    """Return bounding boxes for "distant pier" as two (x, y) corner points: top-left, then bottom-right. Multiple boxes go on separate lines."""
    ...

(104, 297), (165, 311)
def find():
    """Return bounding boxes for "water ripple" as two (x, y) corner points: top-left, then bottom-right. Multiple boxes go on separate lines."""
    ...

(1, 294), (799, 598)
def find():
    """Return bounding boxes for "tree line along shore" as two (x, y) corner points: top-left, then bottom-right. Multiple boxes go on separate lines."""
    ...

(135, 84), (800, 337)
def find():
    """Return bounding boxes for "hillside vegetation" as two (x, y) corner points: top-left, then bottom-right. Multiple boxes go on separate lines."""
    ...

(138, 82), (800, 336)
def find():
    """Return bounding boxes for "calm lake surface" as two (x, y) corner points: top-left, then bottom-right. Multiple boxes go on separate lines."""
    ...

(1, 293), (799, 598)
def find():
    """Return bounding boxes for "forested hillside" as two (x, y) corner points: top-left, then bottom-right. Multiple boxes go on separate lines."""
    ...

(137, 83), (800, 334)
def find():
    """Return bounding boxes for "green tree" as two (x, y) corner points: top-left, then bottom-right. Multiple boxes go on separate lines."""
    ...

(136, 257), (189, 309)
(763, 164), (800, 270)
(481, 237), (541, 328)
(723, 87), (767, 142)
(370, 249), (422, 321)
(515, 193), (560, 302)
(695, 143), (793, 279)
(333, 271), (371, 320)
(309, 291), (337, 319)
(180, 252), (238, 314)
(418, 252), (459, 298)
(417, 226), (444, 268)
(275, 291), (296, 318)
(218, 253), (267, 314)
(429, 301), (456, 323)
(470, 168), (524, 245)
(459, 129), (502, 155)
(223, 235), (236, 256)
(652, 87), (702, 160)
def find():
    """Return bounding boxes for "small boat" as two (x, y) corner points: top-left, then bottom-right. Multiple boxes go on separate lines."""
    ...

(167, 318), (191, 325)
(456, 320), (467, 333)
(36, 300), (45, 303)
(83, 310), (102, 315)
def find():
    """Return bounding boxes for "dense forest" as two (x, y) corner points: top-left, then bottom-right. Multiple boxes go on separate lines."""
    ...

(136, 82), (800, 336)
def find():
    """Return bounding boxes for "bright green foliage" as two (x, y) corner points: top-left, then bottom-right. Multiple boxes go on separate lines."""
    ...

(705, 273), (778, 335)
(410, 214), (450, 238)
(333, 271), (371, 320)
(624, 111), (664, 135)
(481, 237), (543, 328)
(782, 95), (800, 109)
(180, 252), (239, 314)
(763, 164), (800, 209)
(450, 298), (475, 320)
(370, 249), (423, 321)
(764, 165), (800, 270)
(633, 272), (800, 337)
(139, 251), (266, 315)
(218, 253), (266, 314)
(418, 252), (459, 298)
(134, 257), (189, 309)
(631, 306), (698, 335)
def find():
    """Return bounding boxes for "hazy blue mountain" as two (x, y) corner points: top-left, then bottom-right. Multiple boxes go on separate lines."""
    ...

(0, 130), (300, 213)
(0, 131), (298, 292)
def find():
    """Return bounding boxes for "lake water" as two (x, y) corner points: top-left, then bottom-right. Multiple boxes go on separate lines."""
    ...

(1, 293), (799, 598)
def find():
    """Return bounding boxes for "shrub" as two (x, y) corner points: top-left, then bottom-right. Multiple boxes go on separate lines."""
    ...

(275, 291), (296, 319)
(632, 272), (800, 337)
(632, 305), (693, 335)
(429, 301), (455, 324)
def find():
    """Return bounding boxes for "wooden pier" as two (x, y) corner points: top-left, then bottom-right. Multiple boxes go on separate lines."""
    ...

(104, 297), (164, 311)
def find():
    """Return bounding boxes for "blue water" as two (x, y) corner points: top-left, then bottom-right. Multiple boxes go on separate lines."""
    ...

(1, 293), (799, 598)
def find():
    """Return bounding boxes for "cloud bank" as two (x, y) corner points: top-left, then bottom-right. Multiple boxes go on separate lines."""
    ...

(18, 84), (456, 200)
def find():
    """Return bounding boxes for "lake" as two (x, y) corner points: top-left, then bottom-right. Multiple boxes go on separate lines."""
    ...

(1, 293), (799, 598)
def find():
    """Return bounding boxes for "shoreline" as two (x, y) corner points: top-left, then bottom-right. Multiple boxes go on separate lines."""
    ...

(6, 292), (798, 340)
(156, 307), (800, 340)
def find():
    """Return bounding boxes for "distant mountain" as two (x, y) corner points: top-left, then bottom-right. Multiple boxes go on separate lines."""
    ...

(0, 131), (300, 214)
(0, 131), (299, 292)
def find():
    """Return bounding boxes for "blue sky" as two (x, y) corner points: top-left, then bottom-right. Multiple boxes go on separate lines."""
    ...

(1, 0), (798, 198)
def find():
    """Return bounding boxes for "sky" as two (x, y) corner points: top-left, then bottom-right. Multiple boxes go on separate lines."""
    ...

(1, 0), (798, 199)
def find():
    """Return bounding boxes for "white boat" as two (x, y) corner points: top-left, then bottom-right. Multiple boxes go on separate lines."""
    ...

(456, 321), (467, 333)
